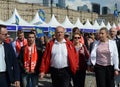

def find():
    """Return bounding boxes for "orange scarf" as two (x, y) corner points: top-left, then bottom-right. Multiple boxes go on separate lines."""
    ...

(24, 44), (38, 72)
(16, 39), (27, 54)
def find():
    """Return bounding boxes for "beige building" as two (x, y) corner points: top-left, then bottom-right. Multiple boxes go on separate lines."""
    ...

(99, 14), (120, 25)
(0, 0), (119, 25)
(0, 0), (98, 24)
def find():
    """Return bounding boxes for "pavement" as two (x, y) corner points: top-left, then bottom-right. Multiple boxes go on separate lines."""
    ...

(38, 72), (96, 87)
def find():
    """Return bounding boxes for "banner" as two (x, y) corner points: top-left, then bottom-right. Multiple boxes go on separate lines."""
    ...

(35, 27), (44, 37)
(38, 9), (46, 22)
(15, 15), (19, 25)
(48, 27), (55, 37)
(114, 3), (119, 17)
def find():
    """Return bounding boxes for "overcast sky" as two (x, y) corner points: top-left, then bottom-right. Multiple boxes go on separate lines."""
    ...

(66, 0), (120, 13)
(17, 0), (120, 13)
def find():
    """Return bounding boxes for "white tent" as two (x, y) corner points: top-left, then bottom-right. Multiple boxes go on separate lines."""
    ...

(116, 23), (120, 30)
(62, 16), (74, 28)
(112, 23), (117, 28)
(81, 19), (94, 32)
(106, 22), (111, 30)
(48, 14), (62, 27)
(93, 20), (100, 30)
(5, 8), (30, 26)
(100, 21), (106, 28)
(74, 18), (84, 29)
(83, 19), (93, 29)
(30, 12), (48, 27)
(0, 20), (6, 25)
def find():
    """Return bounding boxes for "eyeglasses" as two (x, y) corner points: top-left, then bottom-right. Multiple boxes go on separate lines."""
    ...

(74, 37), (81, 39)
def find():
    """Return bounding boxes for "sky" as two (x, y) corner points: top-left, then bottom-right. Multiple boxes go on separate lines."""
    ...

(17, 0), (120, 13)
(66, 0), (120, 13)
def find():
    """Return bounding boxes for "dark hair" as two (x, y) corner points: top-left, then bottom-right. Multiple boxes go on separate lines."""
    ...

(117, 30), (120, 35)
(31, 29), (36, 32)
(27, 32), (35, 37)
(72, 27), (80, 33)
(73, 32), (81, 38)
(0, 24), (6, 33)
(17, 30), (24, 35)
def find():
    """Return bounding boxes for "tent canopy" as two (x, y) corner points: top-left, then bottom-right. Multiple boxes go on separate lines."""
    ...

(62, 16), (74, 29)
(48, 14), (62, 27)
(5, 8), (30, 26)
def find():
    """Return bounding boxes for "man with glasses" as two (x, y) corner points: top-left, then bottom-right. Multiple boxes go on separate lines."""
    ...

(0, 24), (20, 87)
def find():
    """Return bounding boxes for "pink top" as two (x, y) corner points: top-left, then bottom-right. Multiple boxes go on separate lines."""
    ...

(96, 41), (111, 66)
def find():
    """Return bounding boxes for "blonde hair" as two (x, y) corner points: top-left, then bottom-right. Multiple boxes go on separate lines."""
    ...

(99, 27), (111, 39)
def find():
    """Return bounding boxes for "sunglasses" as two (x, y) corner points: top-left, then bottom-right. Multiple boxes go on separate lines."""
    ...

(74, 37), (81, 39)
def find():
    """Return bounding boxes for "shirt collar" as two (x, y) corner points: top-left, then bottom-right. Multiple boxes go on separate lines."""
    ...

(54, 39), (66, 44)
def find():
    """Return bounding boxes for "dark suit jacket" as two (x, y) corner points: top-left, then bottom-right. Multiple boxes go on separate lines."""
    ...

(115, 36), (120, 67)
(18, 45), (43, 75)
(3, 42), (20, 83)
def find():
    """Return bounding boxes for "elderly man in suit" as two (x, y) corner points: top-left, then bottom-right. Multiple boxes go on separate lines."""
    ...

(0, 24), (20, 87)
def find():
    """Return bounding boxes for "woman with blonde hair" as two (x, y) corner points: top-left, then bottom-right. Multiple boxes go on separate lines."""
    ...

(90, 27), (119, 87)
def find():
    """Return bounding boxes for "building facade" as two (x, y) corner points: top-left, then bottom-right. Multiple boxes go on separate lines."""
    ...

(58, 0), (66, 8)
(102, 7), (111, 15)
(0, 0), (118, 25)
(91, 3), (100, 15)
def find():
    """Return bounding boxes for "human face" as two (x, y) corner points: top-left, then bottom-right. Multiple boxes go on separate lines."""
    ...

(73, 34), (81, 44)
(99, 30), (108, 42)
(55, 27), (65, 42)
(0, 27), (8, 42)
(18, 33), (24, 41)
(109, 28), (117, 38)
(27, 34), (35, 45)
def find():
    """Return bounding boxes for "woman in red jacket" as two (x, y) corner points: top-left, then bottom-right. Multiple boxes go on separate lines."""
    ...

(72, 32), (90, 87)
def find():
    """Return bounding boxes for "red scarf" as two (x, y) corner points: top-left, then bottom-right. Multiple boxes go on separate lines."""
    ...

(16, 39), (27, 54)
(24, 44), (38, 72)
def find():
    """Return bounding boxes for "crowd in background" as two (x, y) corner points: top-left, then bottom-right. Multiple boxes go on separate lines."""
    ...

(1, 24), (120, 87)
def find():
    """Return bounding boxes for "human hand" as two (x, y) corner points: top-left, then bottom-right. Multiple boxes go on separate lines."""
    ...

(87, 66), (94, 72)
(114, 70), (119, 76)
(11, 81), (20, 87)
(39, 72), (45, 79)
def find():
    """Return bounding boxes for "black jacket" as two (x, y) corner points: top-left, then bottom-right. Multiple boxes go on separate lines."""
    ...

(18, 45), (43, 75)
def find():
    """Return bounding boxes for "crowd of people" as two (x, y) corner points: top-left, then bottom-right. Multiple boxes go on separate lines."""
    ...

(0, 24), (120, 87)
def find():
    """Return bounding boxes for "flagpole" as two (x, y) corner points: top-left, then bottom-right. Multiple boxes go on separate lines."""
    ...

(16, 25), (18, 38)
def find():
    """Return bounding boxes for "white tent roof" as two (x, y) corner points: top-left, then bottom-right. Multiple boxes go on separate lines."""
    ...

(5, 8), (30, 26)
(93, 20), (100, 30)
(0, 20), (6, 25)
(100, 21), (106, 28)
(83, 19), (93, 29)
(106, 22), (111, 30)
(30, 12), (48, 27)
(62, 16), (74, 28)
(117, 23), (120, 27)
(48, 14), (62, 27)
(112, 23), (116, 28)
(74, 18), (84, 28)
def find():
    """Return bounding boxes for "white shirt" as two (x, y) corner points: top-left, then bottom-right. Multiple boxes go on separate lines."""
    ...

(0, 43), (6, 72)
(50, 39), (68, 69)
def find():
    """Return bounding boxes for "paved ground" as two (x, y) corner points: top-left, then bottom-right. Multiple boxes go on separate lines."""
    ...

(38, 72), (96, 87)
